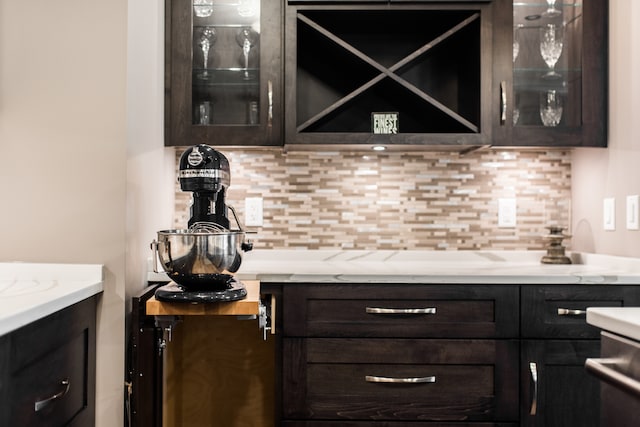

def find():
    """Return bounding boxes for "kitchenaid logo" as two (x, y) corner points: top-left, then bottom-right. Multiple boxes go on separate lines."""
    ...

(178, 169), (230, 179)
(187, 148), (204, 166)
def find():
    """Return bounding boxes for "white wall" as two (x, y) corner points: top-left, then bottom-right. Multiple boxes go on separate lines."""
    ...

(0, 0), (127, 425)
(126, 1), (175, 301)
(572, 0), (640, 257)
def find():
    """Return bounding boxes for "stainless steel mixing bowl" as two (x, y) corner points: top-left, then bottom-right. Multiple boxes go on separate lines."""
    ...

(152, 229), (250, 289)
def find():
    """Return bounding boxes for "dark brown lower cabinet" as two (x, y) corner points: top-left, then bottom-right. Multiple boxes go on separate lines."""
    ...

(281, 284), (520, 425)
(519, 284), (640, 427)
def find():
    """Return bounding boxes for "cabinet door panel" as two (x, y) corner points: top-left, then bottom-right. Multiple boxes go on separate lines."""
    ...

(521, 340), (600, 427)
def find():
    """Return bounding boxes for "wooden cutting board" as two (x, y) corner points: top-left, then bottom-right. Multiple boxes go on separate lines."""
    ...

(145, 280), (261, 316)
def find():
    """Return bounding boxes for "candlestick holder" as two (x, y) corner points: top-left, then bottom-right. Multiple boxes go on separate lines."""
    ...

(541, 226), (572, 264)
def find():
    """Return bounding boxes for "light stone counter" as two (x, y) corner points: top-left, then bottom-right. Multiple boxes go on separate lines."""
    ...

(0, 262), (103, 336)
(587, 308), (640, 342)
(227, 250), (640, 285)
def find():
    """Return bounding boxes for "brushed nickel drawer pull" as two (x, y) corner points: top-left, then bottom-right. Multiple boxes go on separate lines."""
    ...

(365, 307), (436, 315)
(34, 379), (70, 412)
(529, 362), (538, 415)
(365, 375), (436, 384)
(557, 308), (587, 316)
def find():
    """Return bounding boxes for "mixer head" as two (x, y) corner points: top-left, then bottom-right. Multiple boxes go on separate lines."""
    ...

(178, 144), (231, 228)
(178, 144), (230, 193)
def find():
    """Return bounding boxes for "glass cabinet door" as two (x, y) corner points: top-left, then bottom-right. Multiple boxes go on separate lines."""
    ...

(501, 0), (607, 147)
(165, 0), (282, 146)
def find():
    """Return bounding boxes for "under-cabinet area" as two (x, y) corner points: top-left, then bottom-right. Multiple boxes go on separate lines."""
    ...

(130, 278), (640, 427)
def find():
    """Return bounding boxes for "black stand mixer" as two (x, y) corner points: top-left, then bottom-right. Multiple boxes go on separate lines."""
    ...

(152, 144), (253, 302)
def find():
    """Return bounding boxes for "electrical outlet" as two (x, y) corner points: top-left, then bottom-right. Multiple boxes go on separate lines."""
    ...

(603, 197), (615, 231)
(244, 197), (263, 227)
(627, 195), (639, 230)
(498, 198), (517, 228)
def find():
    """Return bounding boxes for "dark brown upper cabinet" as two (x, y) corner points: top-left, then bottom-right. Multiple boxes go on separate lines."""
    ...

(165, 0), (283, 147)
(284, 1), (496, 150)
(493, 0), (608, 147)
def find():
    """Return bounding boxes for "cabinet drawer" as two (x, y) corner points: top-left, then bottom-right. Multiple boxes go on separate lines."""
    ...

(283, 338), (519, 422)
(3, 297), (96, 427)
(283, 423), (517, 427)
(283, 284), (519, 338)
(9, 330), (89, 426)
(521, 286), (640, 339)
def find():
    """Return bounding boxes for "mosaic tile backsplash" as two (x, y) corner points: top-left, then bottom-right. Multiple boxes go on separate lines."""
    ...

(174, 148), (571, 251)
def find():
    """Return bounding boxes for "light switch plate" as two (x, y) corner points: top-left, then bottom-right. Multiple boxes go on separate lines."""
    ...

(603, 197), (615, 231)
(498, 198), (517, 228)
(626, 195), (639, 230)
(244, 197), (263, 227)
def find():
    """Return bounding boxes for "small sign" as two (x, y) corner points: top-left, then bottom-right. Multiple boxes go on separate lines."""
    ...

(372, 112), (399, 134)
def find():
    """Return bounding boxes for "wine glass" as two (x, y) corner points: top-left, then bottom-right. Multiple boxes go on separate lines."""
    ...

(199, 27), (216, 80)
(237, 0), (258, 18)
(193, 0), (214, 18)
(539, 90), (563, 127)
(542, 0), (562, 18)
(539, 24), (563, 78)
(513, 25), (521, 63)
(236, 27), (258, 80)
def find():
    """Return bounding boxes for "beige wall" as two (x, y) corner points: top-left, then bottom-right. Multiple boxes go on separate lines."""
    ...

(572, 0), (640, 257)
(0, 0), (127, 425)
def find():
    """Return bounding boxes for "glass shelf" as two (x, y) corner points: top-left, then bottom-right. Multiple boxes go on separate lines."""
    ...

(192, 68), (260, 86)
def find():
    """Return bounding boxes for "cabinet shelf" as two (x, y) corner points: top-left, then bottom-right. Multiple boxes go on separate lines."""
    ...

(192, 68), (260, 86)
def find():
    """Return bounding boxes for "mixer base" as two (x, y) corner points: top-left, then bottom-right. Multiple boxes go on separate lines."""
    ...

(154, 279), (247, 303)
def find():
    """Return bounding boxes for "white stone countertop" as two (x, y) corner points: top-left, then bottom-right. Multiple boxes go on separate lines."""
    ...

(0, 262), (103, 337)
(226, 250), (640, 284)
(587, 307), (640, 342)
(148, 250), (640, 285)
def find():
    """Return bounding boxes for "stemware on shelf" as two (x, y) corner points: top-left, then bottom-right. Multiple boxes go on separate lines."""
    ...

(199, 27), (216, 80)
(539, 23), (564, 79)
(539, 89), (563, 127)
(237, 0), (258, 18)
(542, 0), (562, 18)
(236, 27), (258, 80)
(513, 25), (521, 63)
(193, 0), (214, 18)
